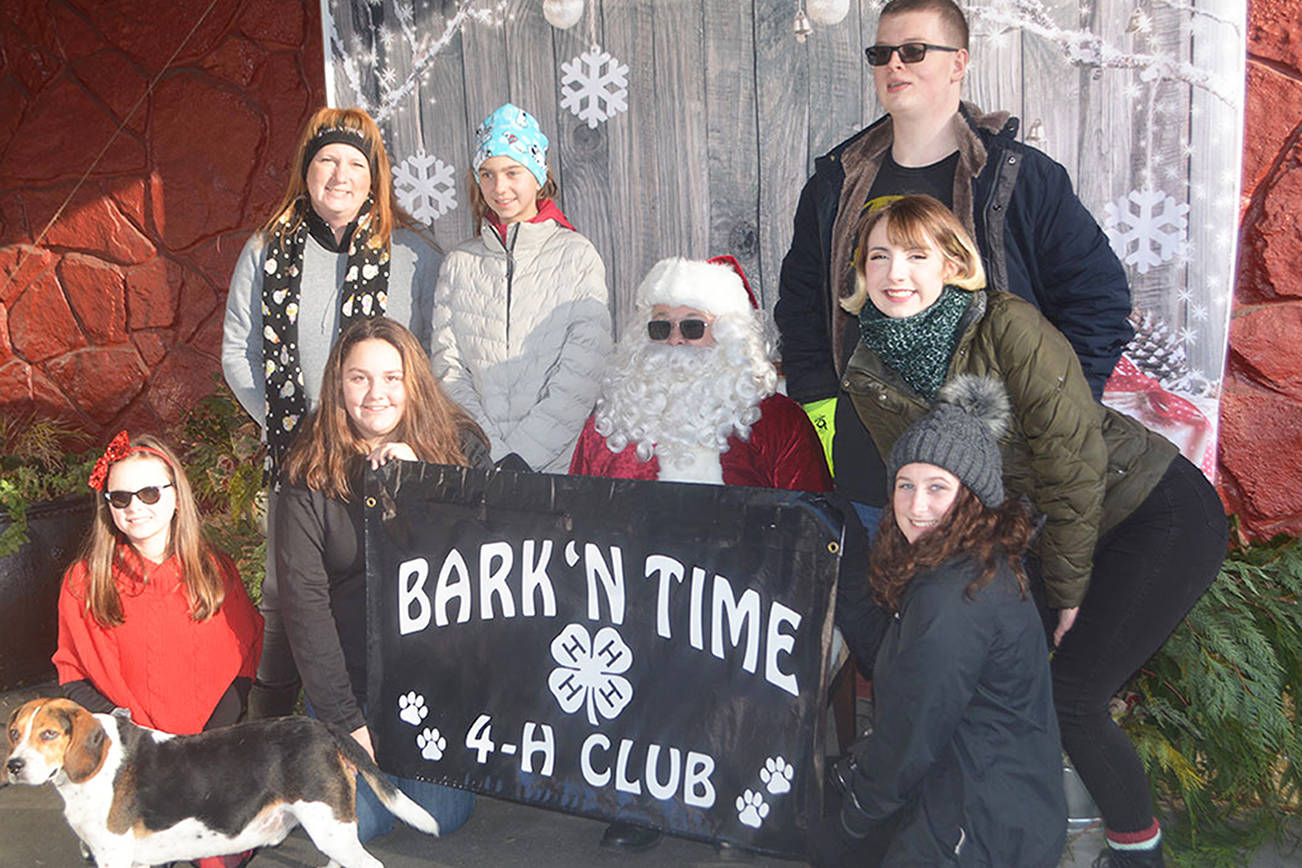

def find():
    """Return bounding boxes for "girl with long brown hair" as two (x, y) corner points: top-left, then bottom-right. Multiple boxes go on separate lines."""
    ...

(53, 432), (264, 868)
(815, 379), (1065, 867)
(222, 105), (443, 720)
(275, 317), (487, 844)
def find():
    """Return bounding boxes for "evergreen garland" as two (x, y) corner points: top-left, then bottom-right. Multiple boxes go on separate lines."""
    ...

(1120, 520), (1302, 865)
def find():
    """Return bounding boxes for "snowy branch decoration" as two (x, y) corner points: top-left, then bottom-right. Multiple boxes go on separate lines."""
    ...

(327, 0), (508, 123)
(964, 0), (1239, 107)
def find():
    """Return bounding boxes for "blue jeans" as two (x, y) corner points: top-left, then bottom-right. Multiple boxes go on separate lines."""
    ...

(355, 766), (476, 842)
(851, 502), (883, 544)
(304, 702), (475, 842)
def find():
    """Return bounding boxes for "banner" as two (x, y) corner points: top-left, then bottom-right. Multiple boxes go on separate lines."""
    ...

(364, 463), (844, 857)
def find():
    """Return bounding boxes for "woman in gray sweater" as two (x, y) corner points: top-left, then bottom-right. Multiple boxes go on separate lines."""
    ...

(221, 106), (442, 718)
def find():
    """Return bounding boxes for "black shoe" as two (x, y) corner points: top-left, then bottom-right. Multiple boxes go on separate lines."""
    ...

(600, 822), (663, 852)
(1092, 846), (1165, 867)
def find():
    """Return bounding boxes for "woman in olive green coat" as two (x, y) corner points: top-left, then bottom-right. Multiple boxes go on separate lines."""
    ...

(837, 195), (1226, 868)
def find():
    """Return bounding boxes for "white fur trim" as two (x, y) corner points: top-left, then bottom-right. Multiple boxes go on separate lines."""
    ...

(637, 257), (750, 317)
(656, 445), (726, 485)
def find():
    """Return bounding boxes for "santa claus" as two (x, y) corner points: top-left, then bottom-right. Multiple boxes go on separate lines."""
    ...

(569, 255), (830, 492)
(570, 255), (831, 854)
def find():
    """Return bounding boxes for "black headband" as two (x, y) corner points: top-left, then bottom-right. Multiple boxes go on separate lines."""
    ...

(303, 126), (370, 174)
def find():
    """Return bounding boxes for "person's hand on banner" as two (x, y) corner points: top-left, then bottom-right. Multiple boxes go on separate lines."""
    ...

(801, 397), (837, 475)
(351, 724), (376, 761)
(367, 441), (417, 469)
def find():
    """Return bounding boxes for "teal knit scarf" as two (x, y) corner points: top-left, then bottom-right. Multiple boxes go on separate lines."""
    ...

(858, 286), (972, 400)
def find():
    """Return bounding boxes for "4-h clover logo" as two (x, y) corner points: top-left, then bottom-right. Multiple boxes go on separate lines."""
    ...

(547, 623), (634, 725)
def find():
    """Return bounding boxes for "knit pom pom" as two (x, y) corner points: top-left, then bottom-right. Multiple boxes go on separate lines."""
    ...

(936, 374), (1011, 440)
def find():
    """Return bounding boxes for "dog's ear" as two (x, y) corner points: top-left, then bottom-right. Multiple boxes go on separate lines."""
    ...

(59, 705), (107, 784)
(2, 703), (23, 764)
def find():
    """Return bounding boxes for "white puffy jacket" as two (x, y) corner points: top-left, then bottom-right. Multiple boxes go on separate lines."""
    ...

(431, 219), (611, 473)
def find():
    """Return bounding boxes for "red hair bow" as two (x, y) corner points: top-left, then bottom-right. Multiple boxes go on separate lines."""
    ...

(87, 430), (133, 492)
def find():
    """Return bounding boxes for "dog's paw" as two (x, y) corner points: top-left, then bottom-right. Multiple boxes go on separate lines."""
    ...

(736, 789), (769, 829)
(398, 691), (428, 726)
(759, 756), (793, 795)
(417, 727), (447, 761)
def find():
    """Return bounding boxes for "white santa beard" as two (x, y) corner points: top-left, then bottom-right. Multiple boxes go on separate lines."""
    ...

(594, 338), (769, 482)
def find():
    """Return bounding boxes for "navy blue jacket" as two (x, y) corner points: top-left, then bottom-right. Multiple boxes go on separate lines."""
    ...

(775, 103), (1131, 403)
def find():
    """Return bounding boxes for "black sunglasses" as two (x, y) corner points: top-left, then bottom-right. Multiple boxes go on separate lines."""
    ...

(104, 483), (174, 509)
(864, 42), (959, 66)
(648, 319), (708, 341)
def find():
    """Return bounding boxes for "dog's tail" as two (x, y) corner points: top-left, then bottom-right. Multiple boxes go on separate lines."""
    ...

(329, 725), (442, 836)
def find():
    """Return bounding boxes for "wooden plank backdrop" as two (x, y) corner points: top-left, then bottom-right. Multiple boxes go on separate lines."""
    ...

(323, 0), (1243, 471)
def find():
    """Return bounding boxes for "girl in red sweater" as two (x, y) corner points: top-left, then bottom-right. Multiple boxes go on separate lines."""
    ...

(53, 431), (263, 868)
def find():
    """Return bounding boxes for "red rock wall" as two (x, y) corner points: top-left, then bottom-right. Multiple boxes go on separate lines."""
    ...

(1219, 0), (1302, 540)
(0, 0), (324, 434)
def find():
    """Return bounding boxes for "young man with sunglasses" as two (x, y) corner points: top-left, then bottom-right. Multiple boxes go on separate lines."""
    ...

(775, 0), (1132, 531)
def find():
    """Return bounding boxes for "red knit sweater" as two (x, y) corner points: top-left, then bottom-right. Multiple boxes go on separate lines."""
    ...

(52, 545), (263, 734)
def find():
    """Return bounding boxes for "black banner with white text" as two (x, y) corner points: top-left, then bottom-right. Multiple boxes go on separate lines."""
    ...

(364, 463), (843, 856)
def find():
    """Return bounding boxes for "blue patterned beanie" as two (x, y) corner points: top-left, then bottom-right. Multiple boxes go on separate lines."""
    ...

(473, 103), (549, 187)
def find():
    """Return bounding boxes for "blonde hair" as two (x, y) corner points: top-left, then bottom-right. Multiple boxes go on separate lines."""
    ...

(262, 106), (407, 249)
(466, 165), (559, 232)
(283, 318), (488, 500)
(75, 434), (226, 628)
(841, 195), (986, 315)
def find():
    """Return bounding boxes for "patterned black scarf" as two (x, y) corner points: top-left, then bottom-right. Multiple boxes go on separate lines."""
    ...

(261, 196), (390, 481)
(858, 286), (972, 401)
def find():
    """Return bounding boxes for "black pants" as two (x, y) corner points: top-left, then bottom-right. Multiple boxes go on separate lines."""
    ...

(248, 488), (302, 719)
(1039, 455), (1227, 833)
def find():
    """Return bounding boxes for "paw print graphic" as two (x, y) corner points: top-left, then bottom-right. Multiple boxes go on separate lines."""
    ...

(416, 728), (446, 761)
(736, 789), (770, 829)
(397, 692), (428, 726)
(759, 756), (793, 795)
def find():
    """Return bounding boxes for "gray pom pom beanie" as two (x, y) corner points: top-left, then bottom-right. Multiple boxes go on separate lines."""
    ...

(887, 375), (1012, 507)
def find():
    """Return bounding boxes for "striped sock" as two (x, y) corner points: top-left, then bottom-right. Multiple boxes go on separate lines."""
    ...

(1106, 819), (1162, 851)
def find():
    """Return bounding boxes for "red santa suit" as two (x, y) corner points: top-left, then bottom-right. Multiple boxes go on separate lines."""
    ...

(569, 393), (831, 492)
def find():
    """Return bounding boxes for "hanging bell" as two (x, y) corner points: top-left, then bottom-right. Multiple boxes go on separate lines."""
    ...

(793, 9), (814, 42)
(1125, 7), (1149, 33)
(1025, 119), (1045, 148)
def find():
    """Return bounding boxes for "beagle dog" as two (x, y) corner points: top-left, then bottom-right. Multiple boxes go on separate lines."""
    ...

(3, 698), (441, 868)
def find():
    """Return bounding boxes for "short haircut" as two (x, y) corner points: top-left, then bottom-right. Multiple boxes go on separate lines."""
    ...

(841, 195), (986, 316)
(879, 0), (970, 50)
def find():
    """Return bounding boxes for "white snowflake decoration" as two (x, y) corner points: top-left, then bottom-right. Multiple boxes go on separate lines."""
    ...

(560, 44), (629, 129)
(1103, 189), (1190, 275)
(393, 150), (457, 224)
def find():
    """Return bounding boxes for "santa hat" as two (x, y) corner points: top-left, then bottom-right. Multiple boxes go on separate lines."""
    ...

(636, 256), (759, 317)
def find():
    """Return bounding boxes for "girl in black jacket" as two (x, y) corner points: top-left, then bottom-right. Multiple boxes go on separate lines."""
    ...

(276, 317), (490, 843)
(816, 377), (1066, 868)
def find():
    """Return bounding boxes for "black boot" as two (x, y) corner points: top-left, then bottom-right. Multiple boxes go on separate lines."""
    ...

(600, 822), (662, 852)
(1091, 846), (1165, 867)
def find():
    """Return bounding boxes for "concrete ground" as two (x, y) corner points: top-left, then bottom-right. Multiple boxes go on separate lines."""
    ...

(2, 682), (1295, 868)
